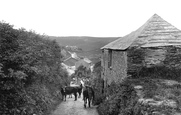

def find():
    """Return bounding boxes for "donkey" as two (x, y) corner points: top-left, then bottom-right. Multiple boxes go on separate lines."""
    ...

(83, 86), (95, 108)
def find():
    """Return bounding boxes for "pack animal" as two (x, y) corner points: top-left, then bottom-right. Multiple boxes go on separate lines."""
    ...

(83, 86), (95, 108)
(68, 84), (82, 98)
(61, 84), (83, 101)
(76, 84), (83, 98)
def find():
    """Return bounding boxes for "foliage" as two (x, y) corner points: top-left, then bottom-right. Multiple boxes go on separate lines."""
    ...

(0, 22), (69, 115)
(124, 78), (181, 115)
(97, 77), (181, 115)
(133, 66), (181, 81)
(89, 61), (105, 105)
(91, 77), (105, 105)
(132, 102), (178, 115)
(72, 65), (91, 79)
(92, 61), (101, 77)
(97, 82), (138, 115)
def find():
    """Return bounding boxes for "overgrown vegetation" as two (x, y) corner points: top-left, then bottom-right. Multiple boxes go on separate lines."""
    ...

(97, 77), (181, 115)
(91, 57), (181, 115)
(135, 66), (181, 81)
(73, 65), (91, 79)
(125, 78), (181, 115)
(97, 82), (138, 115)
(0, 22), (69, 115)
(89, 61), (105, 105)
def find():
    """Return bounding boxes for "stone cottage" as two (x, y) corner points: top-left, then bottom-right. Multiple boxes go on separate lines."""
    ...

(101, 14), (181, 87)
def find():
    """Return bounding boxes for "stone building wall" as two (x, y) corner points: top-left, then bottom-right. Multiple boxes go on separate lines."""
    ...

(111, 50), (127, 83)
(101, 49), (127, 86)
(127, 46), (181, 79)
(102, 46), (181, 88)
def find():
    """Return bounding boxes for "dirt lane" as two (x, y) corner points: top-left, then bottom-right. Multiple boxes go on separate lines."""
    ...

(51, 95), (99, 115)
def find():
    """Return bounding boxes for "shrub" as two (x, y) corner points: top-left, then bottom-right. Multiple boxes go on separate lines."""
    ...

(97, 83), (138, 115)
(0, 22), (69, 115)
(91, 77), (105, 105)
(97, 78), (181, 115)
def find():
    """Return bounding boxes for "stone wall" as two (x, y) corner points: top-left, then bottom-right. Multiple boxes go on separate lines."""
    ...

(127, 46), (181, 80)
(101, 49), (127, 86)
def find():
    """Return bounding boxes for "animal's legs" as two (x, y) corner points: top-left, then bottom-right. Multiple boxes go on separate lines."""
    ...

(74, 93), (77, 101)
(88, 98), (91, 107)
(92, 98), (94, 106)
(64, 95), (67, 101)
(78, 92), (81, 98)
(62, 95), (64, 100)
(84, 98), (87, 108)
(69, 94), (72, 98)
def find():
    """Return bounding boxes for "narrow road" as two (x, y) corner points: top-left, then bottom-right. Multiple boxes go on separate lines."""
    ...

(51, 95), (99, 115)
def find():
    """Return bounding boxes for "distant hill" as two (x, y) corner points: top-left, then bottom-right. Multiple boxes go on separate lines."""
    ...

(49, 36), (118, 51)
(49, 36), (119, 63)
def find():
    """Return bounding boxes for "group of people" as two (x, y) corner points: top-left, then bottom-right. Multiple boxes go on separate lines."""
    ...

(60, 80), (95, 108)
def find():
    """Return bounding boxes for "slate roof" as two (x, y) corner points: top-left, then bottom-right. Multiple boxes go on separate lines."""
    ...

(101, 14), (181, 50)
(63, 57), (79, 66)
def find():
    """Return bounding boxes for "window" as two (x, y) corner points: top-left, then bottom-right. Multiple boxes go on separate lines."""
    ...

(108, 50), (112, 68)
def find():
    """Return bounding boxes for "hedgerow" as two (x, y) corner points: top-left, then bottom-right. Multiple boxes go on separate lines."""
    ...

(97, 82), (138, 115)
(89, 61), (105, 105)
(97, 77), (181, 115)
(0, 22), (69, 115)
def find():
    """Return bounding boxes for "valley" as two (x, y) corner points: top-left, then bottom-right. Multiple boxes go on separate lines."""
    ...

(49, 36), (118, 62)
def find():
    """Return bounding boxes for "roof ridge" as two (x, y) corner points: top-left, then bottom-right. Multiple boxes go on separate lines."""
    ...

(134, 14), (181, 47)
(101, 14), (157, 50)
(129, 14), (161, 47)
(101, 14), (181, 50)
(139, 14), (160, 35)
(63, 56), (71, 62)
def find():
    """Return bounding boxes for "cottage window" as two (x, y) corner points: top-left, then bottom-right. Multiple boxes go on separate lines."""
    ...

(108, 50), (112, 68)
(102, 50), (104, 53)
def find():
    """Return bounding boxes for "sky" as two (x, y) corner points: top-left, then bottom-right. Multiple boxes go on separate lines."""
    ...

(0, 0), (181, 37)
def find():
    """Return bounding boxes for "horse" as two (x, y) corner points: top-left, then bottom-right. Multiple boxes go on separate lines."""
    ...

(83, 86), (95, 108)
(60, 84), (83, 101)
(76, 83), (83, 98)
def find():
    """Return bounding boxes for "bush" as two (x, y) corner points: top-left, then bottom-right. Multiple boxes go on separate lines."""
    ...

(0, 22), (69, 115)
(97, 82), (138, 115)
(133, 66), (181, 81)
(90, 61), (105, 105)
(91, 77), (105, 105)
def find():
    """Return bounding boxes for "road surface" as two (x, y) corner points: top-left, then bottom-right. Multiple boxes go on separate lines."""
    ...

(51, 95), (99, 115)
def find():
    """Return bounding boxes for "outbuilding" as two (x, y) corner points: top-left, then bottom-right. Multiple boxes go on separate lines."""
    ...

(101, 14), (181, 87)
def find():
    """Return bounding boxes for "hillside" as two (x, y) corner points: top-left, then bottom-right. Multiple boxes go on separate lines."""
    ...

(49, 36), (118, 51)
(49, 36), (118, 62)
